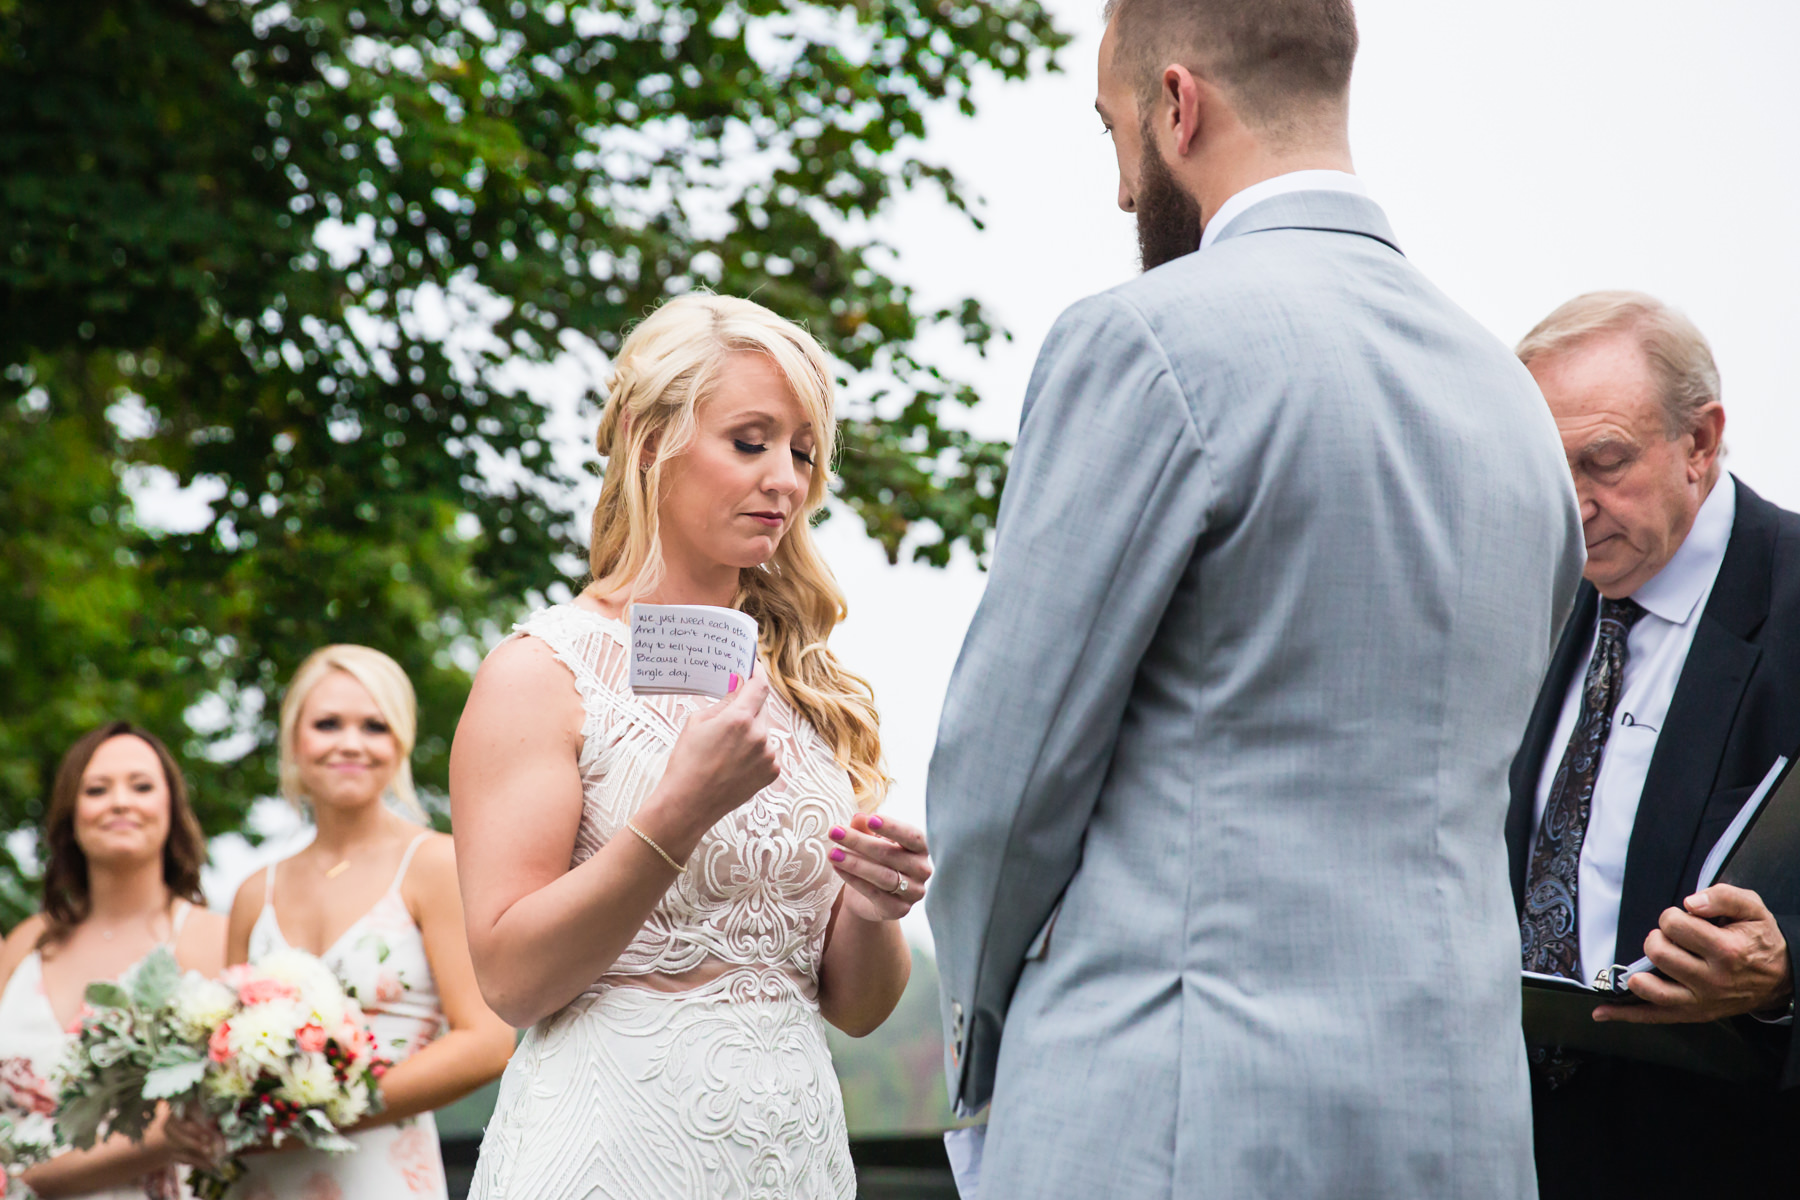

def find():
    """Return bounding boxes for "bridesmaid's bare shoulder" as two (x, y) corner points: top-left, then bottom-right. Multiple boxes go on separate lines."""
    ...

(0, 912), (48, 992)
(176, 904), (229, 978)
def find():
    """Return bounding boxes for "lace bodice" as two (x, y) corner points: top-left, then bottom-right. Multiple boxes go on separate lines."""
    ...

(513, 603), (856, 1002)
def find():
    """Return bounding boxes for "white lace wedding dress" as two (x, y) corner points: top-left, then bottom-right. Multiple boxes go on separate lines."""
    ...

(469, 604), (859, 1200)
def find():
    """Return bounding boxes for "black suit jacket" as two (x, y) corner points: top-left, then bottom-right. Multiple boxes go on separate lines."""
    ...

(1507, 475), (1800, 1088)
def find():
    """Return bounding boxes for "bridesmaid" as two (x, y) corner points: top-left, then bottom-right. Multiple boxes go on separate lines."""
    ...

(0, 721), (228, 1198)
(213, 646), (512, 1199)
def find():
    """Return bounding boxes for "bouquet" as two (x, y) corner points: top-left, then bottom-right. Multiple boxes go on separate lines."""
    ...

(56, 946), (388, 1199)
(1, 1057), (60, 1195)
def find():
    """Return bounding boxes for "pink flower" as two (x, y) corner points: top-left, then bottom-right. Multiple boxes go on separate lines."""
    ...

(388, 1125), (442, 1193)
(296, 1023), (327, 1053)
(208, 1021), (234, 1063)
(62, 1001), (95, 1036)
(237, 977), (299, 1006)
(0, 1056), (56, 1116)
(374, 972), (402, 1005)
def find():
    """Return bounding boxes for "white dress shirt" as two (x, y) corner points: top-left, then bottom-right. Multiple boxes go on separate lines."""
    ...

(1198, 169), (1368, 251)
(1531, 475), (1738, 982)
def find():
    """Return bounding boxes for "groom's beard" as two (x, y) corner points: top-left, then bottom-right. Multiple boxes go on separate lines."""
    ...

(1135, 135), (1203, 271)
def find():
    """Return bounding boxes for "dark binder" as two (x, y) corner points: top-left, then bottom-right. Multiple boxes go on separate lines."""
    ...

(1713, 752), (1800, 914)
(1521, 973), (1773, 1083)
(1520, 751), (1800, 1083)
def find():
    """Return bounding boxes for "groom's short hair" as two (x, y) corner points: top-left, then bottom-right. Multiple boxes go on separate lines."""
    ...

(1104, 0), (1358, 132)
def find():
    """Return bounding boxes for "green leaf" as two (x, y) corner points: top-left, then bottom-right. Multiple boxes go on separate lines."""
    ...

(142, 1058), (208, 1101)
(82, 981), (130, 1010)
(129, 945), (180, 1010)
(53, 1089), (113, 1151)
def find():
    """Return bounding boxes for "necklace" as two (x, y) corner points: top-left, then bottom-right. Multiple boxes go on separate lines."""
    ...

(324, 859), (352, 880)
(94, 905), (168, 943)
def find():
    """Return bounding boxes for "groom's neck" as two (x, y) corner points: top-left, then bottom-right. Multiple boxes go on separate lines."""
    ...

(1185, 124), (1355, 232)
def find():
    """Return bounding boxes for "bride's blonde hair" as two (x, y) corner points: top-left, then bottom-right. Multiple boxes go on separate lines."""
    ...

(590, 294), (886, 810)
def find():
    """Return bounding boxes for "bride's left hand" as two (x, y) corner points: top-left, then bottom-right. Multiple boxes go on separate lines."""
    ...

(828, 813), (931, 922)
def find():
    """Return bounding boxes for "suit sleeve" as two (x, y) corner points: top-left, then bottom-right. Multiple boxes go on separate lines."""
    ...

(924, 293), (1211, 1112)
(1773, 914), (1800, 1088)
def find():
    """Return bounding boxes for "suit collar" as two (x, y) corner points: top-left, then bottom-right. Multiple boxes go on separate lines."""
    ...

(1630, 473), (1735, 626)
(1698, 475), (1776, 641)
(1209, 190), (1403, 257)
(1200, 170), (1366, 251)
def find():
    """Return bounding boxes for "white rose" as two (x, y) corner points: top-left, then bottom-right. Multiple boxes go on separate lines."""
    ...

(226, 1001), (301, 1072)
(255, 950), (348, 1028)
(256, 950), (338, 995)
(204, 1059), (254, 1102)
(172, 975), (238, 1041)
(275, 1052), (337, 1108)
(324, 1077), (369, 1129)
(302, 985), (348, 1033)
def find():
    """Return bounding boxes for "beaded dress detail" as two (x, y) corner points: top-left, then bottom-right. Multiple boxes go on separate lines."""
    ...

(470, 603), (858, 1200)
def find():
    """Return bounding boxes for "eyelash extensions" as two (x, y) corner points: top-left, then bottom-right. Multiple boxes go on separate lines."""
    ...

(733, 439), (814, 467)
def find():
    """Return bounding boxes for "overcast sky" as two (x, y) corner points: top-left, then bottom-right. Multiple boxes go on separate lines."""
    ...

(815, 0), (1800, 944)
(199, 1), (1800, 944)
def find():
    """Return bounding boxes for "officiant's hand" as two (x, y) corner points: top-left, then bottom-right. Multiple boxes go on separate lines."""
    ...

(829, 813), (931, 922)
(1594, 884), (1792, 1023)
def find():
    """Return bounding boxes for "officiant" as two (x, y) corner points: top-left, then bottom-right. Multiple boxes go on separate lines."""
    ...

(1508, 291), (1800, 1198)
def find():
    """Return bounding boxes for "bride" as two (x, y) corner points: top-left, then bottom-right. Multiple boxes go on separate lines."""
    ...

(451, 293), (931, 1198)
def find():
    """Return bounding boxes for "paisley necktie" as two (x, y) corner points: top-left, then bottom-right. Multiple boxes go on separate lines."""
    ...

(1520, 595), (1649, 980)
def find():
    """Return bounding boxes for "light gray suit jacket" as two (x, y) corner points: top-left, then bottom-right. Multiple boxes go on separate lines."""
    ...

(925, 191), (1585, 1198)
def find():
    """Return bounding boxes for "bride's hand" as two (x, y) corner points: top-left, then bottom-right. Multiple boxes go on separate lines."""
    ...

(654, 672), (781, 830)
(828, 813), (931, 921)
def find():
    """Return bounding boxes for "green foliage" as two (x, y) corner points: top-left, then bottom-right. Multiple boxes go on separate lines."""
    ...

(0, 0), (1065, 925)
(826, 947), (954, 1133)
(57, 947), (191, 1151)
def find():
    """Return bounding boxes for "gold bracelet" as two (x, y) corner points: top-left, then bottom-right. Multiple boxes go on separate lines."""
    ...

(625, 819), (685, 872)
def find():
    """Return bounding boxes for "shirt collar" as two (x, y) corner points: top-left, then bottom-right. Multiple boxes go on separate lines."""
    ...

(1199, 170), (1368, 251)
(1630, 473), (1737, 625)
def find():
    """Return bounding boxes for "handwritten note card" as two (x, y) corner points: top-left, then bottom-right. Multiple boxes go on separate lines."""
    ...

(629, 604), (759, 698)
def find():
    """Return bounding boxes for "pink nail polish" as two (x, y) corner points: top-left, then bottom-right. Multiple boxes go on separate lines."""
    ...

(829, 848), (846, 863)
(869, 816), (884, 830)
(829, 826), (846, 840)
(729, 673), (740, 692)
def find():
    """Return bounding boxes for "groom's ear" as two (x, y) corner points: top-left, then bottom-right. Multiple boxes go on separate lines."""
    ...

(1159, 64), (1210, 159)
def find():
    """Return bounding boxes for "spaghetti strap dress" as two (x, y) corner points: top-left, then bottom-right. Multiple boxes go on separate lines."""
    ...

(231, 832), (450, 1200)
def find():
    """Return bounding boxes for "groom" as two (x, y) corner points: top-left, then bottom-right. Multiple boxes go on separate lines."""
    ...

(925, 0), (1586, 1195)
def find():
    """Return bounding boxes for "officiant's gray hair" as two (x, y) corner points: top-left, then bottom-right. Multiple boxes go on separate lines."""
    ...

(1102, 0), (1358, 133)
(1516, 291), (1721, 438)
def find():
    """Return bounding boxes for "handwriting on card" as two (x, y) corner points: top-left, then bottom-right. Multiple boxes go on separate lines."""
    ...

(630, 604), (758, 697)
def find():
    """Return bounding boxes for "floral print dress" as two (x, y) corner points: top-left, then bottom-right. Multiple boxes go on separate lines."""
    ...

(235, 833), (448, 1200)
